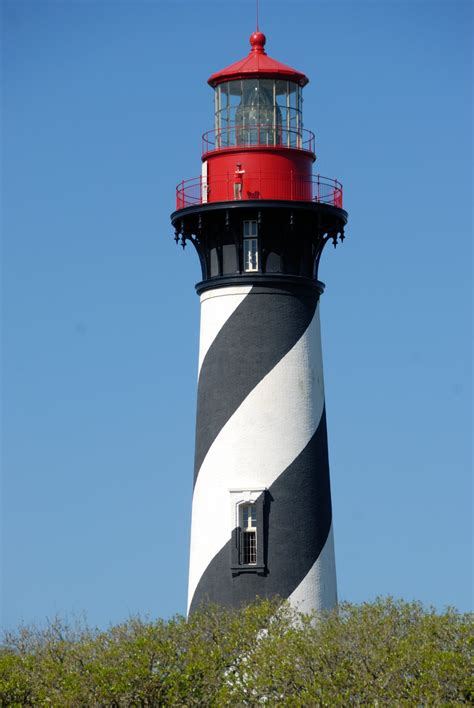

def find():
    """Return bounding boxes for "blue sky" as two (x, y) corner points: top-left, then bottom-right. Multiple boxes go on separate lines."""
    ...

(2, 0), (472, 629)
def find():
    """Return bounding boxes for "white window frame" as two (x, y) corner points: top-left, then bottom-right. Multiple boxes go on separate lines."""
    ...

(229, 488), (266, 571)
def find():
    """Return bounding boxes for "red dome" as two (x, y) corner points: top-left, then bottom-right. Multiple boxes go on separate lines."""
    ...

(208, 31), (309, 88)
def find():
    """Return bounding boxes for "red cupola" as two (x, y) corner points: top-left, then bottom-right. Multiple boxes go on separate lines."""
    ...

(207, 31), (308, 88)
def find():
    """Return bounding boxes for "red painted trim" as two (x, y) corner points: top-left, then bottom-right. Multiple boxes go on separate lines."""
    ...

(209, 70), (308, 87)
(202, 144), (316, 162)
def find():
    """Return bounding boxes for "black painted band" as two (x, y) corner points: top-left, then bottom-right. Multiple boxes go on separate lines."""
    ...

(170, 199), (348, 224)
(196, 274), (325, 296)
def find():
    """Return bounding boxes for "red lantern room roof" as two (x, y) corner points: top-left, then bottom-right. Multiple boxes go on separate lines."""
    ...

(208, 31), (309, 88)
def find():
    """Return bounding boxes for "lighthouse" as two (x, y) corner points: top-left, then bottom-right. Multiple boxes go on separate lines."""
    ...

(171, 30), (348, 615)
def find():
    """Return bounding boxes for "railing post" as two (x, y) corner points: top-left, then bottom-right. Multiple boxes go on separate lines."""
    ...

(317, 174), (320, 203)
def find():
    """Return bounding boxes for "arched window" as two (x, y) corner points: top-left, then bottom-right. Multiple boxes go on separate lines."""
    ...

(230, 490), (267, 576)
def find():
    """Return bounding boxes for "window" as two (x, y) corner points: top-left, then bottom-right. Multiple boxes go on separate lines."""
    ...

(230, 489), (267, 576)
(241, 504), (257, 565)
(243, 220), (259, 272)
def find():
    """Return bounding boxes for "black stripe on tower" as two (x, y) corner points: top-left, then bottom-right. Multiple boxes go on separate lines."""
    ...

(189, 409), (332, 613)
(194, 283), (319, 483)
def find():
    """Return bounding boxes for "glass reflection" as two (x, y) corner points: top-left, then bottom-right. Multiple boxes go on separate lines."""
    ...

(215, 79), (301, 149)
(235, 80), (281, 146)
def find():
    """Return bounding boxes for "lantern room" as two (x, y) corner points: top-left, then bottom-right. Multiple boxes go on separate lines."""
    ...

(199, 31), (316, 204)
(209, 30), (307, 152)
(212, 78), (303, 149)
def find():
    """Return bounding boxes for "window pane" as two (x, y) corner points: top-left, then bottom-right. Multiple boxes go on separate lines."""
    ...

(259, 79), (274, 104)
(243, 530), (257, 564)
(243, 238), (258, 272)
(289, 108), (299, 146)
(228, 106), (238, 125)
(219, 82), (229, 108)
(218, 111), (229, 147)
(258, 79), (274, 140)
(229, 80), (242, 106)
(275, 80), (287, 106)
(244, 220), (258, 237)
(236, 80), (259, 144)
(289, 82), (297, 108)
(251, 240), (258, 269)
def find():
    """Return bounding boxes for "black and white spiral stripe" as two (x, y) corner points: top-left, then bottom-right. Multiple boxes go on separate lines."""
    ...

(188, 283), (337, 614)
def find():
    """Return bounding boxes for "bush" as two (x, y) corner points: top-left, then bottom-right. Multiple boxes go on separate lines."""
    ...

(0, 598), (472, 706)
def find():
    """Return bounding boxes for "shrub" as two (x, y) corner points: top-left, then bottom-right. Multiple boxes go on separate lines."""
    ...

(0, 598), (472, 706)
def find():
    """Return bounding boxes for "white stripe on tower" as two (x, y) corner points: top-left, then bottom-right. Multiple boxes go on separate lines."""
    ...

(197, 286), (253, 373)
(288, 524), (337, 615)
(188, 283), (336, 614)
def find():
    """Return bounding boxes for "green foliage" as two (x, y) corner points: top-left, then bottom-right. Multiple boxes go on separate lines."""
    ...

(0, 598), (472, 706)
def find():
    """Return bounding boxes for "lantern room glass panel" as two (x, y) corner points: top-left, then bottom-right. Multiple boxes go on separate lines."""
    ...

(236, 79), (259, 145)
(228, 81), (242, 145)
(214, 79), (302, 149)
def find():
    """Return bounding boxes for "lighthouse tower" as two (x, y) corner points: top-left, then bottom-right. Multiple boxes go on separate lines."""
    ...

(171, 30), (348, 615)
